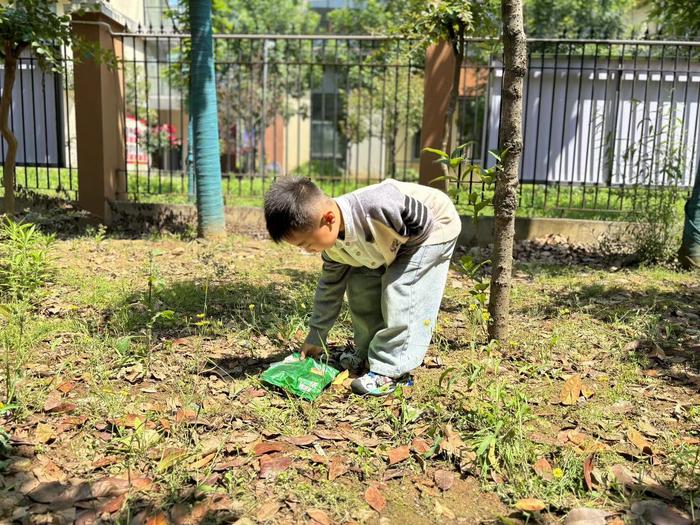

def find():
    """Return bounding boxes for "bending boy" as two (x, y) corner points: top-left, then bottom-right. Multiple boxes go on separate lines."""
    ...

(264, 177), (461, 396)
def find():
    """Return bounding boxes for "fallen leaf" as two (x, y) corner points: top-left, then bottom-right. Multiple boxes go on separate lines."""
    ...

(328, 456), (349, 481)
(583, 455), (594, 491)
(43, 390), (62, 412)
(630, 500), (691, 525)
(253, 441), (288, 456)
(256, 501), (280, 522)
(515, 498), (546, 512)
(259, 454), (292, 479)
(412, 437), (431, 455)
(560, 375), (582, 405)
(439, 425), (466, 456)
(92, 456), (120, 469)
(628, 429), (654, 455)
(27, 477), (132, 504)
(331, 369), (349, 386)
(146, 512), (168, 525)
(112, 414), (148, 429)
(35, 423), (55, 444)
(189, 452), (217, 470)
(610, 465), (674, 500)
(157, 448), (188, 472)
(32, 459), (66, 482)
(57, 415), (88, 432)
(175, 408), (197, 423)
(434, 469), (455, 491)
(101, 493), (126, 514)
(387, 445), (411, 465)
(314, 428), (346, 441)
(563, 508), (609, 525)
(580, 383), (595, 399)
(57, 381), (76, 394)
(533, 457), (553, 480)
(364, 485), (386, 512)
(282, 434), (317, 446)
(307, 508), (331, 525)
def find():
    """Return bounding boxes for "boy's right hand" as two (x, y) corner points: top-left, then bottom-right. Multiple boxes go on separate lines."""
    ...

(300, 342), (323, 359)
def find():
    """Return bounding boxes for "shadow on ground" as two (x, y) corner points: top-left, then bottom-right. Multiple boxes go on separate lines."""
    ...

(543, 280), (700, 385)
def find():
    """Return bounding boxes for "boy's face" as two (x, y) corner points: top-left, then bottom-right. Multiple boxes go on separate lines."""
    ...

(285, 206), (340, 253)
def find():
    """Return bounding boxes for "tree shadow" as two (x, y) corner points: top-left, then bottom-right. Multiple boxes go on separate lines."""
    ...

(540, 280), (700, 383)
(108, 269), (325, 379)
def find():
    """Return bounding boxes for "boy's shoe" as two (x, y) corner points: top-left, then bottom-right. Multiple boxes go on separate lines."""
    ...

(350, 372), (412, 396)
(338, 350), (365, 374)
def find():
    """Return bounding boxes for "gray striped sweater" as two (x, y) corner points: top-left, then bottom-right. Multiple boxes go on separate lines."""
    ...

(305, 179), (461, 347)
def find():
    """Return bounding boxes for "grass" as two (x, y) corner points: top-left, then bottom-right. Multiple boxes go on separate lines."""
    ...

(0, 220), (698, 523)
(2, 166), (689, 223)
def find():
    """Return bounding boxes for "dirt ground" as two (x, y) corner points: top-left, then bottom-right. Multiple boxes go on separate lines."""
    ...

(0, 230), (698, 524)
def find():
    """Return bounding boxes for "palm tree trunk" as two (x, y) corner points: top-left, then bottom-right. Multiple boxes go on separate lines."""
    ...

(487, 0), (527, 341)
(190, 0), (225, 237)
(1, 46), (20, 216)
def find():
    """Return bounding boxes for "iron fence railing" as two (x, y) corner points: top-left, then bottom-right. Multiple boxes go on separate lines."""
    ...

(0, 45), (78, 199)
(3, 31), (700, 220)
(117, 32), (424, 206)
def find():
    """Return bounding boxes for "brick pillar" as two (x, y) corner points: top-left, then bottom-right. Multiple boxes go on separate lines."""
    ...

(72, 12), (126, 223)
(419, 41), (455, 191)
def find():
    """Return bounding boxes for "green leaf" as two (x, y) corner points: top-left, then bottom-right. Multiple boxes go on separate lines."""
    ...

(422, 147), (449, 159)
(429, 175), (458, 184)
(115, 337), (132, 355)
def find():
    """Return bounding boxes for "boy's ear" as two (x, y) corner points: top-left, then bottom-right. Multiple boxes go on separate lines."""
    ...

(322, 211), (335, 224)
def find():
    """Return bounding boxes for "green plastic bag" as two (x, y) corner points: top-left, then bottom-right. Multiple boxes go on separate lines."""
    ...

(260, 353), (339, 401)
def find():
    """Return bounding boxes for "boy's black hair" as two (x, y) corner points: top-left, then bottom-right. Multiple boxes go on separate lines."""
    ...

(264, 176), (326, 243)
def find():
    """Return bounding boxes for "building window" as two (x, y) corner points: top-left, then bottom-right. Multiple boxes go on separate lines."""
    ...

(311, 92), (345, 162)
(144, 0), (178, 30)
(456, 96), (486, 163)
(412, 130), (422, 159)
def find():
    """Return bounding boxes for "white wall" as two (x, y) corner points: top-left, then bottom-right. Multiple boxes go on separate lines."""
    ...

(485, 57), (700, 188)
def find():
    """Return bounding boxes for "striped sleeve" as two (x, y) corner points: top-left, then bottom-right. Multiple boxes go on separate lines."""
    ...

(401, 195), (431, 238)
(359, 181), (434, 244)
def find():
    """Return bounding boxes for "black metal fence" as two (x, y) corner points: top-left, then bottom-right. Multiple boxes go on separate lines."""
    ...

(0, 46), (78, 199)
(3, 32), (700, 220)
(117, 32), (424, 206)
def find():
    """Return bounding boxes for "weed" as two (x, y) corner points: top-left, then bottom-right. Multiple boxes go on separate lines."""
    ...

(0, 218), (54, 303)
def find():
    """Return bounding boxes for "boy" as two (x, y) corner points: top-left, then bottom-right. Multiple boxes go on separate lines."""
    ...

(264, 176), (461, 396)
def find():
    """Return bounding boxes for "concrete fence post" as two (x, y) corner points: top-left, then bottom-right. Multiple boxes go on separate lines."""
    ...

(71, 11), (126, 223)
(419, 41), (455, 191)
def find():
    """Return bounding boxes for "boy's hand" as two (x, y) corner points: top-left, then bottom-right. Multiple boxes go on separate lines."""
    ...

(300, 342), (323, 359)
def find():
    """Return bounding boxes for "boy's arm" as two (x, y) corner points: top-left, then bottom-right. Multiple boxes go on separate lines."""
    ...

(305, 252), (351, 348)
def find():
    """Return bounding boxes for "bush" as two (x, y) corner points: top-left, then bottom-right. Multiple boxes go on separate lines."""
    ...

(290, 160), (344, 181)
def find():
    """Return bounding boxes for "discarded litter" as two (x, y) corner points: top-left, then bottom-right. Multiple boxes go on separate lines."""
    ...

(260, 353), (339, 401)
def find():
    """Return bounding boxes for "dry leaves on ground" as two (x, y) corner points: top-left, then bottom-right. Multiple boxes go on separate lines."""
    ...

(364, 485), (386, 512)
(560, 374), (582, 405)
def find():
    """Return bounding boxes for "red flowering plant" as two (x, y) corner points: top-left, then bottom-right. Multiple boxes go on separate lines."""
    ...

(139, 123), (181, 154)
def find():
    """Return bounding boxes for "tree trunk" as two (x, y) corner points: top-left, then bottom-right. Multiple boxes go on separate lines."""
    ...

(1, 47), (20, 216)
(679, 162), (700, 268)
(440, 39), (463, 179)
(190, 0), (226, 237)
(487, 0), (527, 341)
(387, 126), (397, 179)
